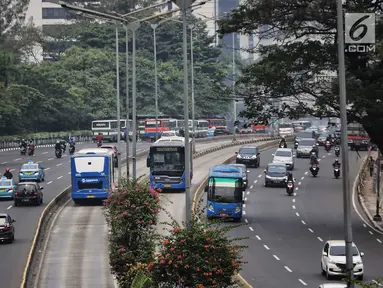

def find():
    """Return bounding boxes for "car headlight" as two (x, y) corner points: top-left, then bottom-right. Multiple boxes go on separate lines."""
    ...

(251, 155), (257, 159)
(235, 206), (242, 213)
(237, 154), (242, 159)
(356, 260), (363, 265)
(208, 205), (214, 212)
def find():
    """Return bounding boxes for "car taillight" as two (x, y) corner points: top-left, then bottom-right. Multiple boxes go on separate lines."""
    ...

(2, 226), (8, 231)
(288, 184), (293, 188)
(15, 192), (18, 196)
(34, 170), (38, 173)
(34, 192), (38, 196)
(7, 188), (12, 191)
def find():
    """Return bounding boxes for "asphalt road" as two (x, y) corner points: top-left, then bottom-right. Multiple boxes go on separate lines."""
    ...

(213, 146), (383, 287)
(0, 141), (151, 288)
(35, 138), (253, 287)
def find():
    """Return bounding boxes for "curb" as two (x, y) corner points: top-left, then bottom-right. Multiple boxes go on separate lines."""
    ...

(20, 136), (284, 287)
(191, 139), (287, 288)
(0, 142), (87, 152)
(355, 151), (383, 233)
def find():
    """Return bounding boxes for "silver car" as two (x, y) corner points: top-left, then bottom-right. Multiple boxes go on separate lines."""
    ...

(296, 138), (316, 158)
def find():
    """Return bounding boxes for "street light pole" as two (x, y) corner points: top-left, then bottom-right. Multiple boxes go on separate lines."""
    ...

(374, 151), (382, 221)
(336, 0), (353, 286)
(189, 23), (196, 153)
(232, 32), (237, 142)
(151, 23), (159, 141)
(125, 26), (130, 178)
(129, 22), (141, 180)
(116, 26), (121, 179)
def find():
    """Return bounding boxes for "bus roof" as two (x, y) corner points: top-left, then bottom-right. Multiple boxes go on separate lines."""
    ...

(209, 164), (242, 178)
(74, 148), (114, 156)
(151, 141), (185, 147)
(154, 136), (187, 143)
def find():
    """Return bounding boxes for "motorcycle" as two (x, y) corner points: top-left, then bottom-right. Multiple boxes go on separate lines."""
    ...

(60, 143), (66, 153)
(334, 166), (340, 179)
(97, 140), (102, 148)
(310, 165), (319, 177)
(20, 147), (26, 155)
(286, 180), (294, 196)
(69, 145), (75, 155)
(28, 147), (34, 156)
(325, 141), (331, 152)
(55, 148), (62, 159)
(334, 146), (340, 157)
(294, 141), (299, 149)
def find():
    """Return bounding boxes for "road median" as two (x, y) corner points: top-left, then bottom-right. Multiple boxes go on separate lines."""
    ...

(21, 135), (282, 287)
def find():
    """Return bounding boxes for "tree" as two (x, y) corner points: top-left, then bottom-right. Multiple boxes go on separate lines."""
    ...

(217, 0), (383, 151)
(0, 0), (29, 42)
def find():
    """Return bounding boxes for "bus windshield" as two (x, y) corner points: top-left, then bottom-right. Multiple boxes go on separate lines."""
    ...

(92, 121), (109, 129)
(151, 149), (185, 176)
(212, 119), (226, 127)
(209, 177), (242, 203)
(198, 121), (209, 128)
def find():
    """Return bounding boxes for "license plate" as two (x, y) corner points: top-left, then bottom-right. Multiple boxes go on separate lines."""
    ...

(87, 195), (95, 198)
(164, 184), (171, 188)
(220, 214), (228, 217)
(26, 172), (32, 175)
(22, 199), (29, 202)
(0, 189), (5, 192)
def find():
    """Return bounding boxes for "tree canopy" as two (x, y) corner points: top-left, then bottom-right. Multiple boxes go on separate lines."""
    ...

(217, 0), (383, 151)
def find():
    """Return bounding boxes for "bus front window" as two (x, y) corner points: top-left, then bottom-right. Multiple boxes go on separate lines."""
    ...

(151, 151), (185, 176)
(209, 178), (242, 203)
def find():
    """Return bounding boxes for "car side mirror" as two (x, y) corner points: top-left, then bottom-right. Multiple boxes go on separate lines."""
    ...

(204, 185), (208, 192)
(360, 252), (364, 257)
(272, 154), (274, 156)
(322, 251), (327, 256)
(263, 170), (266, 174)
(40, 187), (44, 190)
(257, 152), (260, 156)
(235, 152), (238, 155)
(12, 219), (15, 223)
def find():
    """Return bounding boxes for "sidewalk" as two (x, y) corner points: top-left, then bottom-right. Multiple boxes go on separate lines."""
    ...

(358, 151), (383, 232)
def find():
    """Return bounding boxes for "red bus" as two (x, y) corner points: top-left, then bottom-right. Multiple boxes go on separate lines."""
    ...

(253, 121), (268, 134)
(144, 119), (170, 138)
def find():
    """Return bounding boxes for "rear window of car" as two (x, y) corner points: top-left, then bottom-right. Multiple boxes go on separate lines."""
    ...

(16, 184), (36, 192)
(299, 139), (315, 146)
(0, 216), (6, 226)
(0, 180), (12, 186)
(239, 148), (257, 154)
(22, 164), (38, 170)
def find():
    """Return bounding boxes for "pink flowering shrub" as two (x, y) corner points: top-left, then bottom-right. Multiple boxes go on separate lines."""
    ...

(103, 177), (160, 287)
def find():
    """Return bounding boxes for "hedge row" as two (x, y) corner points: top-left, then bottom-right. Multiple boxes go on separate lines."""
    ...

(0, 130), (92, 142)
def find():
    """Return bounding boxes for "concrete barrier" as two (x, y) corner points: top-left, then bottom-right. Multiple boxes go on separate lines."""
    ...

(21, 135), (285, 287)
(191, 139), (291, 288)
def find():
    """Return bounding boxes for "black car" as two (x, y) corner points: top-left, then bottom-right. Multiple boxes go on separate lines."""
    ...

(214, 127), (230, 135)
(264, 163), (288, 187)
(14, 182), (44, 206)
(235, 145), (260, 167)
(0, 213), (15, 243)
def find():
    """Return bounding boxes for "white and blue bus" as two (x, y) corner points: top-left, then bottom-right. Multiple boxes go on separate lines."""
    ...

(71, 148), (115, 204)
(147, 137), (193, 191)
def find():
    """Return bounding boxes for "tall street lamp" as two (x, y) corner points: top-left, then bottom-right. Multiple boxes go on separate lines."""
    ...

(188, 23), (196, 153)
(336, 0), (354, 286)
(125, 26), (130, 178)
(232, 32), (237, 142)
(115, 26), (122, 179)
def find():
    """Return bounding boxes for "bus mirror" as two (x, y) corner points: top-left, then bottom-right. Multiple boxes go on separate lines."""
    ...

(204, 185), (208, 192)
(146, 156), (150, 167)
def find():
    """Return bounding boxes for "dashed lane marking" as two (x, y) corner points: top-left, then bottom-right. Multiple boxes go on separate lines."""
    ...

(296, 212), (300, 217)
(322, 155), (326, 158)
(243, 211), (246, 215)
(254, 180), (257, 183)
(57, 176), (63, 179)
(47, 181), (52, 184)
(258, 174), (262, 178)
(298, 182), (301, 185)
(245, 219), (248, 223)
(249, 227), (254, 232)
(308, 228), (314, 233)
(255, 235), (261, 240)
(301, 220), (306, 225)
(48, 158), (53, 161)
(317, 237), (323, 242)
(7, 205), (12, 210)
(273, 255), (280, 260)
(294, 192), (297, 196)
(56, 163), (63, 166)
(301, 176), (304, 180)
(304, 171), (308, 175)
(1, 162), (7, 164)
(292, 199), (295, 202)
(263, 245), (270, 250)
(292, 205), (296, 209)
(369, 231), (373, 235)
(377, 239), (382, 243)
(243, 204), (246, 208)
(45, 168), (50, 170)
(299, 279), (307, 286)
(363, 223), (367, 228)
(42, 152), (48, 154)
(250, 185), (253, 189)
(68, 172), (71, 174)
(284, 266), (293, 272)
(10, 169), (15, 172)
(14, 158), (21, 161)
(244, 198), (248, 201)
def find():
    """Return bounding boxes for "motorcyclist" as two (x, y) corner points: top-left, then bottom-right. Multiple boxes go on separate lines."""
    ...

(310, 153), (319, 166)
(19, 139), (27, 149)
(310, 145), (318, 157)
(55, 140), (62, 152)
(59, 137), (66, 152)
(332, 159), (341, 168)
(286, 171), (295, 182)
(3, 168), (13, 179)
(96, 133), (103, 143)
(69, 136), (75, 146)
(28, 140), (35, 155)
(279, 136), (287, 148)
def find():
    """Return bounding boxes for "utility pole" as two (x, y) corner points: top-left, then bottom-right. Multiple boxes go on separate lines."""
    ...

(232, 32), (237, 142)
(374, 151), (382, 221)
(336, 0), (354, 286)
(151, 23), (159, 141)
(189, 23), (196, 153)
(125, 26), (130, 178)
(116, 26), (121, 180)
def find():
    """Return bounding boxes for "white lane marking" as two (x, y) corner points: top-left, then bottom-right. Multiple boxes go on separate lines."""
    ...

(36, 161), (42, 163)
(47, 181), (53, 184)
(369, 231), (373, 235)
(7, 205), (12, 210)
(363, 223), (367, 228)
(68, 172), (71, 174)
(296, 212), (300, 217)
(317, 237), (323, 242)
(57, 176), (63, 179)
(254, 180), (257, 183)
(14, 158), (21, 161)
(244, 198), (248, 201)
(249, 227), (254, 231)
(301, 176), (304, 180)
(243, 204), (246, 208)
(250, 185), (253, 189)
(45, 168), (50, 170)
(318, 159), (321, 162)
(377, 239), (382, 243)
(48, 158), (53, 161)
(308, 228), (314, 233)
(1, 162), (7, 164)
(245, 219), (248, 223)
(299, 279), (307, 286)
(42, 152), (48, 154)
(322, 155), (326, 158)
(301, 220), (306, 225)
(56, 163), (63, 166)
(263, 245), (270, 250)
(10, 169), (15, 172)
(255, 235), (261, 240)
(327, 153), (331, 156)
(294, 192), (297, 196)
(292, 205), (296, 209)
(284, 266), (293, 272)
(243, 211), (246, 215)
(304, 171), (308, 175)
(258, 174), (262, 178)
(292, 199), (295, 203)
(298, 182), (301, 185)
(273, 255), (280, 260)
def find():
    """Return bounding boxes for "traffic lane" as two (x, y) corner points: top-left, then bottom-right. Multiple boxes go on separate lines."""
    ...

(0, 142), (148, 288)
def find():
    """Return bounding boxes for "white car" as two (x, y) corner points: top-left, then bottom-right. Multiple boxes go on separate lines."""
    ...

(161, 131), (178, 137)
(321, 240), (364, 280)
(272, 148), (294, 170)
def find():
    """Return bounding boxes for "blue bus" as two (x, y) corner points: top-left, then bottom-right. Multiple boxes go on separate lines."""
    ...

(147, 137), (193, 190)
(205, 165), (245, 221)
(71, 148), (115, 204)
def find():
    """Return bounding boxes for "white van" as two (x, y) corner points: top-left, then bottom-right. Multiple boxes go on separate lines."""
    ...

(278, 123), (294, 136)
(272, 148), (295, 170)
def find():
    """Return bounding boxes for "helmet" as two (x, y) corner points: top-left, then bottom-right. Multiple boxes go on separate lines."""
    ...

(56, 140), (60, 143)
(335, 159), (339, 163)
(312, 145), (316, 148)
(281, 135), (286, 139)
(5, 168), (10, 172)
